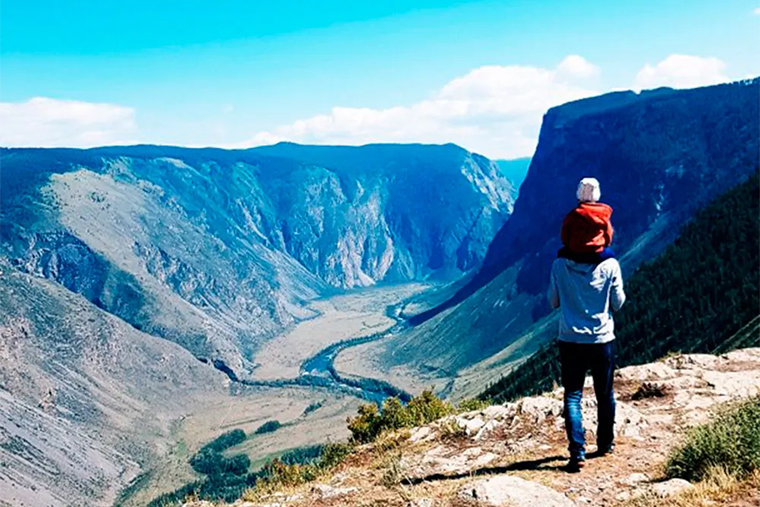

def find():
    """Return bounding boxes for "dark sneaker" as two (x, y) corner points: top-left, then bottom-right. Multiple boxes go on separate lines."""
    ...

(596, 443), (615, 456)
(567, 456), (586, 473)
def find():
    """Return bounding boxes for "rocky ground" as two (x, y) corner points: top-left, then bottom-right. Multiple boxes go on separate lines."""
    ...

(183, 348), (760, 507)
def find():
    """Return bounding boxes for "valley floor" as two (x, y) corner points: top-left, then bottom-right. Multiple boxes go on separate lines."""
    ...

(251, 284), (430, 381)
(128, 283), (439, 506)
(124, 386), (363, 507)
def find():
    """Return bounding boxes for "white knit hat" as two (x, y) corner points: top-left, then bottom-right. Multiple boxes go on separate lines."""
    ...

(576, 177), (601, 203)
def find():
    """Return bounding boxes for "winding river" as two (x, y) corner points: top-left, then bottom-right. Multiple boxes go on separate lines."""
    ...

(219, 295), (414, 404)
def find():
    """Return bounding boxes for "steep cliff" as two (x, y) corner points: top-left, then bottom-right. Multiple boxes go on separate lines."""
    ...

(362, 79), (760, 378)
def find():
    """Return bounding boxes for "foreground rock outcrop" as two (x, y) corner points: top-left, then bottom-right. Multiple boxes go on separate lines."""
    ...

(196, 348), (760, 507)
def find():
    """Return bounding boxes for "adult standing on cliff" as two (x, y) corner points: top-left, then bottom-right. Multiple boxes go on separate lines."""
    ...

(548, 178), (626, 472)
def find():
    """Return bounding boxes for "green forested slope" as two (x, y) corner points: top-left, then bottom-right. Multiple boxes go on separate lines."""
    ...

(481, 172), (760, 403)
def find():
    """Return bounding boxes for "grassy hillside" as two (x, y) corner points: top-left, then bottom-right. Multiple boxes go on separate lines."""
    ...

(481, 172), (760, 403)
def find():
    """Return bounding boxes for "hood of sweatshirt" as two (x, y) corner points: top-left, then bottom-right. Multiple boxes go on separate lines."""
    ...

(574, 202), (613, 225)
(565, 259), (600, 275)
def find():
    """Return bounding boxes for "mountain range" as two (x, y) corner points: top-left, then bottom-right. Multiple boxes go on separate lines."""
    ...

(0, 77), (758, 507)
(1, 144), (513, 381)
(0, 142), (513, 505)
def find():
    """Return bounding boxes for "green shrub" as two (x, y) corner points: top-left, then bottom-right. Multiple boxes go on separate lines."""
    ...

(457, 397), (491, 412)
(347, 390), (454, 443)
(666, 397), (760, 482)
(279, 445), (324, 466)
(248, 442), (354, 495)
(152, 440), (353, 506)
(406, 389), (454, 424)
(201, 429), (247, 453)
(318, 442), (353, 469)
(254, 420), (282, 434)
(190, 448), (251, 476)
(347, 402), (382, 443)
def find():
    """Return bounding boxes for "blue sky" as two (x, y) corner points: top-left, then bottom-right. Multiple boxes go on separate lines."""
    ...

(1, 0), (758, 157)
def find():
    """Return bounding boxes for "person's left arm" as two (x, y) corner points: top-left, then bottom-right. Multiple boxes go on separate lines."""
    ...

(548, 261), (560, 309)
(610, 260), (626, 311)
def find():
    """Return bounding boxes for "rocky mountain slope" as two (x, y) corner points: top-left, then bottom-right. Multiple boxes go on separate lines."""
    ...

(183, 348), (760, 507)
(0, 144), (513, 379)
(357, 78), (759, 384)
(0, 260), (228, 507)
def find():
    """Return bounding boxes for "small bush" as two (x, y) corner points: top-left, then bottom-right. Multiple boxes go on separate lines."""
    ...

(406, 390), (454, 424)
(318, 442), (353, 469)
(666, 397), (760, 482)
(279, 445), (324, 466)
(438, 417), (468, 441)
(190, 449), (251, 476)
(632, 382), (668, 401)
(347, 390), (454, 443)
(302, 401), (323, 416)
(347, 403), (382, 443)
(245, 442), (354, 497)
(458, 397), (491, 412)
(154, 440), (353, 506)
(254, 420), (282, 434)
(201, 429), (246, 453)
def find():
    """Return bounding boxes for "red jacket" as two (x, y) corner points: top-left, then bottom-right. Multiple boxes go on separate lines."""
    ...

(561, 202), (614, 253)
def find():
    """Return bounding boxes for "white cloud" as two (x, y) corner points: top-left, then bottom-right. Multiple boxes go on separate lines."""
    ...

(0, 97), (138, 148)
(634, 55), (729, 91)
(556, 54), (601, 79)
(754, 7), (760, 15)
(238, 55), (600, 158)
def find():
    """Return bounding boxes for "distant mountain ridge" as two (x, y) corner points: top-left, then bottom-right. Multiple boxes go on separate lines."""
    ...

(0, 143), (514, 379)
(495, 158), (531, 192)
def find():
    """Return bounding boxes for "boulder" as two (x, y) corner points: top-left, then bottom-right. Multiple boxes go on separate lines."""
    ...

(401, 445), (498, 478)
(482, 404), (515, 420)
(651, 478), (694, 498)
(620, 472), (650, 486)
(458, 475), (576, 506)
(518, 397), (563, 423)
(311, 484), (357, 500)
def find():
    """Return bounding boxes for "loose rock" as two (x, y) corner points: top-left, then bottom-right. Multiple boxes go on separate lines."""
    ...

(651, 478), (694, 498)
(458, 475), (576, 507)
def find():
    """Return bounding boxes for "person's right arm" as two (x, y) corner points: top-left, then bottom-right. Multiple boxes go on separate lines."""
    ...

(610, 260), (626, 311)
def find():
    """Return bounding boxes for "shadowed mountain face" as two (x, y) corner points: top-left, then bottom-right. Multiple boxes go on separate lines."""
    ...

(391, 79), (760, 373)
(0, 144), (513, 379)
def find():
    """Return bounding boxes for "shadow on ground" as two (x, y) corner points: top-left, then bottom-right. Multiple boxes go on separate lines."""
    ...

(402, 455), (570, 485)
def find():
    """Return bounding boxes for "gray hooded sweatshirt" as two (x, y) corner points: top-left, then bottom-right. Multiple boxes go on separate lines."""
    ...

(548, 258), (626, 344)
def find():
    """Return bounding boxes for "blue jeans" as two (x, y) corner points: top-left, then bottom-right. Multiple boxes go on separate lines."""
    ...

(559, 340), (616, 460)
